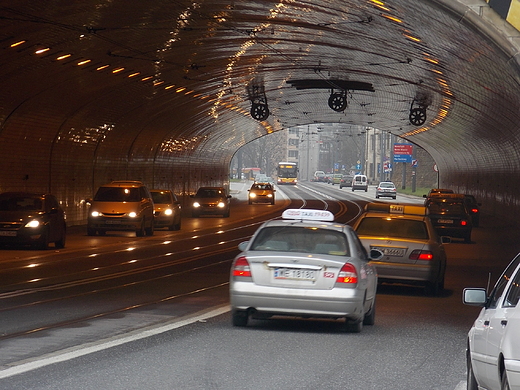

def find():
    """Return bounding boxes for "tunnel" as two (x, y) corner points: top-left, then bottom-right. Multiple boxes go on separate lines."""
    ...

(0, 0), (519, 226)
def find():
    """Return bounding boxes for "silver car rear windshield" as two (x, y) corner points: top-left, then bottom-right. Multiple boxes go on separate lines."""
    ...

(250, 226), (350, 256)
(356, 217), (428, 240)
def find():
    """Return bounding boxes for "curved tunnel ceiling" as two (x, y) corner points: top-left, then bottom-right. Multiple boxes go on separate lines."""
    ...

(0, 0), (520, 223)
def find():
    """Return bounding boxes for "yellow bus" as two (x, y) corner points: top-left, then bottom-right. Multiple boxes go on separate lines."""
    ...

(277, 162), (298, 185)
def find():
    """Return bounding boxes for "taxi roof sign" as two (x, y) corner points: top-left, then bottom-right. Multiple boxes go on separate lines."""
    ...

(282, 208), (334, 221)
(365, 202), (427, 216)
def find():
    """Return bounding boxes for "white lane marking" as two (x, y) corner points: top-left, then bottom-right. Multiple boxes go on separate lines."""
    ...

(0, 305), (230, 379)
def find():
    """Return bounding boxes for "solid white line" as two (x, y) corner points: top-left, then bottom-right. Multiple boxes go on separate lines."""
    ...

(0, 305), (230, 379)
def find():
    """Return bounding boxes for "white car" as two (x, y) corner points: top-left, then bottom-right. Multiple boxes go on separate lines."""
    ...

(230, 209), (383, 332)
(463, 253), (520, 390)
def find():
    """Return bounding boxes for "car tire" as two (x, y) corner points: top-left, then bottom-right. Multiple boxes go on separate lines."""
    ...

(223, 210), (230, 218)
(425, 279), (442, 296)
(501, 369), (510, 390)
(467, 354), (478, 390)
(271, 200), (275, 205)
(363, 298), (376, 326)
(87, 227), (96, 236)
(171, 219), (181, 231)
(464, 232), (472, 243)
(145, 219), (154, 236)
(375, 195), (379, 199)
(55, 228), (66, 249)
(136, 221), (145, 237)
(232, 310), (248, 327)
(365, 188), (367, 192)
(344, 318), (363, 333)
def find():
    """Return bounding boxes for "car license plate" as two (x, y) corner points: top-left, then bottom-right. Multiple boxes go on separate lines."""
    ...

(274, 268), (316, 281)
(106, 219), (122, 224)
(438, 219), (453, 224)
(0, 231), (16, 236)
(373, 247), (405, 257)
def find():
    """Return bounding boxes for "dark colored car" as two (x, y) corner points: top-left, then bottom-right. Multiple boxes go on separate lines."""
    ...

(191, 187), (231, 217)
(463, 194), (481, 227)
(0, 192), (66, 249)
(426, 197), (472, 242)
(339, 175), (353, 188)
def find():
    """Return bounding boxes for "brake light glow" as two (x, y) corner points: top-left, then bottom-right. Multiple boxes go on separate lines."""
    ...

(233, 257), (251, 277)
(409, 250), (433, 260)
(336, 263), (358, 284)
(470, 208), (478, 213)
(460, 220), (468, 226)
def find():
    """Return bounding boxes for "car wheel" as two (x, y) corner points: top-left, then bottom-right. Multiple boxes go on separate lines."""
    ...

(271, 200), (275, 205)
(172, 218), (181, 231)
(232, 310), (248, 327)
(351, 188), (354, 192)
(223, 209), (230, 218)
(467, 354), (478, 390)
(344, 318), (363, 333)
(87, 227), (97, 236)
(363, 298), (376, 326)
(136, 221), (145, 237)
(365, 188), (367, 192)
(375, 195), (379, 199)
(145, 219), (154, 236)
(425, 280), (441, 296)
(55, 228), (66, 249)
(501, 369), (510, 390)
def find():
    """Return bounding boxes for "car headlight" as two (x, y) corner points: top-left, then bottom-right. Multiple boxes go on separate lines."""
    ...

(25, 220), (40, 228)
(193, 202), (201, 208)
(217, 202), (226, 208)
(267, 194), (273, 198)
(164, 208), (173, 215)
(128, 212), (137, 218)
(91, 211), (101, 217)
(249, 193), (256, 198)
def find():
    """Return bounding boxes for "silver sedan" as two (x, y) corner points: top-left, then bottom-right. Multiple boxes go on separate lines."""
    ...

(229, 209), (382, 333)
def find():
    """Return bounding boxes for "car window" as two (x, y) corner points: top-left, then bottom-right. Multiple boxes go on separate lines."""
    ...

(151, 192), (173, 204)
(250, 226), (350, 256)
(503, 268), (520, 307)
(428, 202), (465, 215)
(94, 187), (141, 202)
(356, 217), (429, 240)
(196, 189), (223, 197)
(488, 254), (520, 309)
(0, 196), (42, 211)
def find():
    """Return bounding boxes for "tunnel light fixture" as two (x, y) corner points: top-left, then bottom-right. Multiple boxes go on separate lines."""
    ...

(112, 67), (125, 73)
(141, 76), (153, 81)
(10, 40), (26, 48)
(77, 59), (91, 66)
(57, 54), (72, 61)
(381, 14), (402, 23)
(35, 47), (50, 54)
(128, 72), (140, 78)
(97, 65), (110, 71)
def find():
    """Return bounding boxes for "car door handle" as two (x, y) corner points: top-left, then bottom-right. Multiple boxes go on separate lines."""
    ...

(501, 320), (508, 327)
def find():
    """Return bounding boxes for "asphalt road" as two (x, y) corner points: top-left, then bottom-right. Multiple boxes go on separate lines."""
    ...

(0, 181), (515, 390)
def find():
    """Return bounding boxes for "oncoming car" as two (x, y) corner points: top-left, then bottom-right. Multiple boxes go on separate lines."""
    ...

(353, 203), (449, 295)
(150, 189), (181, 230)
(248, 182), (275, 205)
(229, 209), (383, 332)
(0, 192), (66, 249)
(463, 253), (520, 390)
(190, 187), (231, 217)
(87, 181), (154, 237)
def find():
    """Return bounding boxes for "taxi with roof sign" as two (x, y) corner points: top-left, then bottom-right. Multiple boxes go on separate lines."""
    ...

(352, 202), (449, 296)
(229, 209), (383, 332)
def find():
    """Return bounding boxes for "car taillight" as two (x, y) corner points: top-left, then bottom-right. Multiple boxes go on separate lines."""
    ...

(470, 208), (478, 214)
(233, 257), (251, 277)
(409, 250), (433, 260)
(460, 220), (468, 226)
(336, 263), (358, 285)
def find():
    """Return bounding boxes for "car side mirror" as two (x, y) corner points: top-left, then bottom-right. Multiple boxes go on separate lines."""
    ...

(463, 288), (487, 306)
(238, 241), (249, 251)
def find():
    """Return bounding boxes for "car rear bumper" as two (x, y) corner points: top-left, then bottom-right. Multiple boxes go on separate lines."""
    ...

(230, 282), (366, 320)
(371, 262), (440, 283)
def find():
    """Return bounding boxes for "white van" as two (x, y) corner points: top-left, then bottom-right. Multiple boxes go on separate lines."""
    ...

(352, 175), (368, 192)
